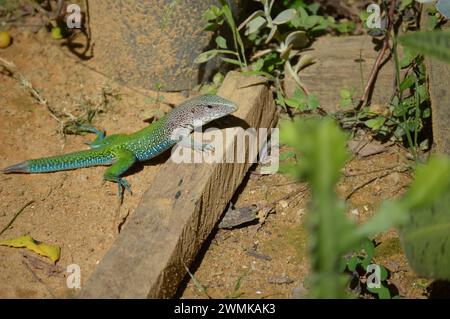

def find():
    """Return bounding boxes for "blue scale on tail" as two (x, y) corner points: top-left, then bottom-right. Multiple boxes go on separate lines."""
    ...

(4, 149), (116, 174)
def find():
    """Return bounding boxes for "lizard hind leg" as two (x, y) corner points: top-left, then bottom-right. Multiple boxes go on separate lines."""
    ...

(103, 149), (136, 203)
(89, 134), (128, 149)
(74, 124), (106, 148)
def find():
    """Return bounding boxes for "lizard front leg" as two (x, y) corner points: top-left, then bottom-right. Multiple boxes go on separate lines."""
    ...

(172, 126), (214, 152)
(103, 148), (136, 202)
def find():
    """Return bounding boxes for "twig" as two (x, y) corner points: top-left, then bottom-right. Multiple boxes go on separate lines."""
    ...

(343, 164), (407, 177)
(0, 200), (34, 237)
(345, 167), (409, 201)
(356, 0), (397, 109)
(21, 258), (56, 298)
(0, 57), (62, 123)
(184, 264), (212, 299)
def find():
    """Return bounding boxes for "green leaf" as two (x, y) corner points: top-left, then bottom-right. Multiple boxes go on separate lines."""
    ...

(273, 9), (298, 25)
(362, 239), (375, 260)
(203, 22), (218, 32)
(333, 21), (356, 34)
(203, 6), (220, 21)
(400, 0), (413, 11)
(305, 15), (321, 29)
(399, 31), (450, 64)
(368, 284), (392, 299)
(252, 58), (265, 71)
(347, 255), (361, 272)
(284, 31), (309, 49)
(215, 36), (227, 49)
(212, 72), (224, 85)
(364, 116), (385, 131)
(379, 265), (388, 281)
(276, 90), (286, 109)
(400, 74), (416, 91)
(400, 48), (418, 68)
(280, 117), (350, 190)
(245, 16), (267, 35)
(340, 89), (352, 99)
(220, 57), (243, 66)
(285, 97), (303, 109)
(399, 156), (450, 280)
(194, 50), (219, 64)
(307, 94), (319, 109)
(403, 155), (450, 209)
(279, 150), (296, 161)
(308, 2), (320, 15)
(426, 15), (439, 31)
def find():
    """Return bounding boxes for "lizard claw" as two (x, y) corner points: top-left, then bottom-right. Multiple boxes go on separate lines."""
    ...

(117, 178), (132, 203)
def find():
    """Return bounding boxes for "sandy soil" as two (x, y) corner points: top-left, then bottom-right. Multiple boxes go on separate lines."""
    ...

(0, 28), (433, 299)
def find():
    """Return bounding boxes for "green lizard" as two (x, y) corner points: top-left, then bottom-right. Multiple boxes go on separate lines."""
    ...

(2, 94), (237, 200)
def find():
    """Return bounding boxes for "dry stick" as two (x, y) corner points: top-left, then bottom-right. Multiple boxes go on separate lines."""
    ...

(21, 258), (56, 298)
(345, 167), (409, 201)
(343, 164), (405, 177)
(0, 57), (62, 124)
(0, 200), (34, 237)
(356, 0), (397, 110)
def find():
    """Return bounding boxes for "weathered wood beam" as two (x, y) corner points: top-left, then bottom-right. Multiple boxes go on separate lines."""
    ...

(79, 71), (277, 298)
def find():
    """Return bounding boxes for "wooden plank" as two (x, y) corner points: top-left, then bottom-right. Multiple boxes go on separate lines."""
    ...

(78, 71), (277, 298)
(422, 8), (450, 154)
(284, 35), (396, 113)
(426, 56), (450, 154)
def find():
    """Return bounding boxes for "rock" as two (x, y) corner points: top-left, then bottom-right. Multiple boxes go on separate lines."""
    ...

(284, 35), (397, 113)
(87, 1), (244, 91)
(268, 273), (294, 285)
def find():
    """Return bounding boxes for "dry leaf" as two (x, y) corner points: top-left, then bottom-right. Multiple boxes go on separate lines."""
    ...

(0, 235), (60, 263)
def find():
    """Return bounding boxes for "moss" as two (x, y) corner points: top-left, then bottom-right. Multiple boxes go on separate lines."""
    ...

(375, 237), (403, 258)
(266, 220), (308, 262)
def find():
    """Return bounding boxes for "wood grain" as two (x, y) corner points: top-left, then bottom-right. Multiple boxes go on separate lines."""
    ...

(285, 35), (396, 113)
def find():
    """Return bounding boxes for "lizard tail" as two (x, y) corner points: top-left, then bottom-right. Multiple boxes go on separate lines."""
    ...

(2, 161), (30, 173)
(2, 149), (114, 174)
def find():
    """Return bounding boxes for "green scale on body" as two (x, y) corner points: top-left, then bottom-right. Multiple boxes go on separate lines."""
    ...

(2, 95), (237, 201)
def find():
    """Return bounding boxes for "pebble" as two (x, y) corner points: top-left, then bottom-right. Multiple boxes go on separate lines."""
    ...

(351, 208), (359, 216)
(279, 200), (288, 208)
(268, 273), (294, 285)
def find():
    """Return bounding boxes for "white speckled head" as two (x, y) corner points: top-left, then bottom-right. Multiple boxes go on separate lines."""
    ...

(168, 94), (237, 130)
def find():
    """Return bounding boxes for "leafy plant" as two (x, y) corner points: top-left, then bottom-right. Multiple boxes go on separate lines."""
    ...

(196, 0), (356, 109)
(339, 89), (354, 109)
(341, 239), (395, 299)
(397, 156), (450, 279)
(283, 88), (319, 111)
(195, 1), (247, 68)
(399, 30), (450, 64)
(338, 1), (434, 156)
(280, 117), (450, 297)
(360, 43), (431, 153)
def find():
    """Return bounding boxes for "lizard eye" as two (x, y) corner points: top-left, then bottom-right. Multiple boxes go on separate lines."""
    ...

(206, 105), (214, 109)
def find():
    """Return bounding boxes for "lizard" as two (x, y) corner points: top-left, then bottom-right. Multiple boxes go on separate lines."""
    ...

(2, 94), (237, 201)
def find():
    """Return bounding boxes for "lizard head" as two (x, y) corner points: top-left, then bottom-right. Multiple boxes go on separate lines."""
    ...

(175, 94), (238, 129)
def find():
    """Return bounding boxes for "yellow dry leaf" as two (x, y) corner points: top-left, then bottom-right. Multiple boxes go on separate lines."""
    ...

(0, 234), (60, 263)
